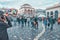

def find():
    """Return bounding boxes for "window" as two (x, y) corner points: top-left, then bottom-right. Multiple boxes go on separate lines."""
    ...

(47, 12), (49, 17)
(50, 11), (53, 15)
(55, 10), (58, 14)
(50, 11), (53, 18)
(55, 10), (58, 19)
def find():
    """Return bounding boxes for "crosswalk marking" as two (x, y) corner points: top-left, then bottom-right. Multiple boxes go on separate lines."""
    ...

(34, 21), (45, 40)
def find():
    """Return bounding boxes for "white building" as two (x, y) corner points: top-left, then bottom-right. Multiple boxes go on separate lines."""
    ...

(19, 4), (35, 17)
(35, 9), (46, 16)
(46, 3), (60, 20)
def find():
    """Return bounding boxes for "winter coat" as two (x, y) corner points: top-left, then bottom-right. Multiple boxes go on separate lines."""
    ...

(49, 17), (54, 24)
(0, 20), (12, 40)
(6, 16), (12, 27)
(17, 17), (20, 22)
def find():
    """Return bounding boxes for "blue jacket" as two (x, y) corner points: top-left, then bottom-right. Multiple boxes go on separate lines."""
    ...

(43, 19), (47, 25)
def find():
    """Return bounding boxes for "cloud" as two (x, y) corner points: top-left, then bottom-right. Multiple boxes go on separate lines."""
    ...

(0, 4), (3, 8)
(0, 3), (13, 8)
(0, 0), (13, 2)
(0, 0), (60, 9)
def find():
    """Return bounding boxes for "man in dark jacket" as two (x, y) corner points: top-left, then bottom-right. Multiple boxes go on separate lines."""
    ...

(5, 13), (12, 27)
(17, 16), (20, 25)
(34, 17), (38, 28)
(24, 17), (27, 26)
(0, 14), (12, 40)
(21, 16), (24, 27)
(49, 16), (54, 31)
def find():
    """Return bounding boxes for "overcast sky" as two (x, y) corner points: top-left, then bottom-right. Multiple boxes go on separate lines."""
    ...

(0, 0), (60, 9)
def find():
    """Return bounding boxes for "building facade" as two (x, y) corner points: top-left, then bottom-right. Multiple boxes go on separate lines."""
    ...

(46, 3), (60, 20)
(35, 9), (46, 16)
(19, 4), (35, 17)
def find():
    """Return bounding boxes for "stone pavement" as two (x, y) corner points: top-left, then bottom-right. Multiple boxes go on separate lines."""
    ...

(38, 22), (60, 40)
(7, 21), (43, 40)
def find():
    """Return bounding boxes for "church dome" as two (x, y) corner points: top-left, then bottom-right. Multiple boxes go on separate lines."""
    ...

(21, 4), (32, 8)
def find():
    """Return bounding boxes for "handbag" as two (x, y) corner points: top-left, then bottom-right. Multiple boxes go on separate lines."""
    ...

(48, 23), (50, 26)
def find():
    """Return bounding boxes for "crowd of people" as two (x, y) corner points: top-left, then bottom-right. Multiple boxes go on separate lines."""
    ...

(12, 16), (38, 28)
(43, 16), (56, 31)
(10, 14), (56, 31)
(0, 11), (57, 40)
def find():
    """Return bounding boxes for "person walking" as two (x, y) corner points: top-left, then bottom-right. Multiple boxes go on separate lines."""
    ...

(47, 17), (50, 28)
(49, 16), (54, 31)
(13, 16), (17, 26)
(17, 16), (20, 26)
(43, 18), (47, 29)
(21, 16), (24, 27)
(24, 17), (27, 26)
(31, 16), (34, 27)
(0, 12), (12, 40)
(34, 16), (38, 28)
(27, 17), (30, 26)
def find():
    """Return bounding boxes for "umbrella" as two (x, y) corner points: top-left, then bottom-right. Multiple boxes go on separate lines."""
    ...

(38, 14), (46, 17)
